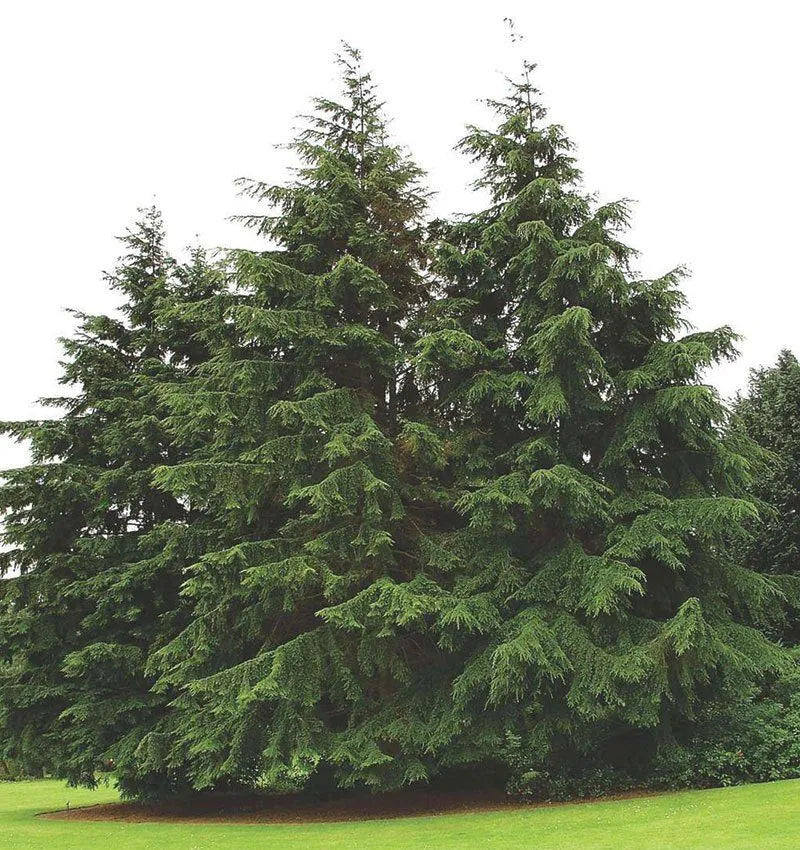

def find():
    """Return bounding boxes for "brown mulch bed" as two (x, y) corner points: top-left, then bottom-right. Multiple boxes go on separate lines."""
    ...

(40, 786), (659, 825)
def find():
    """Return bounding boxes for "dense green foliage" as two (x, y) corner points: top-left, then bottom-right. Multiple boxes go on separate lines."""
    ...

(408, 63), (786, 785)
(733, 350), (800, 640)
(653, 674), (800, 789)
(121, 46), (438, 797)
(1, 48), (795, 801)
(507, 665), (800, 800)
(0, 210), (225, 790)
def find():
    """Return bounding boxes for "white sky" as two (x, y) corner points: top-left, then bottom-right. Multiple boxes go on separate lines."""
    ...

(2, 0), (799, 472)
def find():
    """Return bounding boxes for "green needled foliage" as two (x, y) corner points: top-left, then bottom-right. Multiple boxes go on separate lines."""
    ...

(0, 209), (225, 794)
(139, 56), (786, 795)
(0, 51), (790, 801)
(413, 62), (785, 775)
(138, 45), (440, 794)
(733, 350), (800, 640)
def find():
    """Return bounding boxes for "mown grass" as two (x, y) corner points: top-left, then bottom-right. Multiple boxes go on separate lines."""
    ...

(2, 777), (799, 849)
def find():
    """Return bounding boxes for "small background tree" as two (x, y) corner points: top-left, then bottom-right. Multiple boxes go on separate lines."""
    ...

(733, 349), (800, 641)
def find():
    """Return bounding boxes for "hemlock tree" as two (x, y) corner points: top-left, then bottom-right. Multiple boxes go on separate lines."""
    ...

(138, 46), (444, 793)
(411, 63), (787, 779)
(733, 350), (800, 640)
(0, 209), (223, 793)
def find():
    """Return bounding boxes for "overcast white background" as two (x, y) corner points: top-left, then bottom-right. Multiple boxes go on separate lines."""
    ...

(1, 0), (798, 473)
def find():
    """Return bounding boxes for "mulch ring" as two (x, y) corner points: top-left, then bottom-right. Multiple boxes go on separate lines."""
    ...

(39, 786), (659, 825)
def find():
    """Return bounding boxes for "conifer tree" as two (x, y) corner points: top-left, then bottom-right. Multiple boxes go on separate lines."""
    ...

(733, 350), (800, 640)
(412, 62), (787, 776)
(141, 46), (443, 793)
(0, 210), (223, 792)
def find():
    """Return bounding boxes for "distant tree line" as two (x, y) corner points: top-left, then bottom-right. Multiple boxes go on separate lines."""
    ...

(2, 46), (799, 800)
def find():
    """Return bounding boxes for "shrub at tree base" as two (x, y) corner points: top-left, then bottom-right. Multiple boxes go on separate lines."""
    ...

(508, 667), (800, 800)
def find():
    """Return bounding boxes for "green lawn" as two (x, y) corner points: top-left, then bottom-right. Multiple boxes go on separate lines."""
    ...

(2, 778), (799, 849)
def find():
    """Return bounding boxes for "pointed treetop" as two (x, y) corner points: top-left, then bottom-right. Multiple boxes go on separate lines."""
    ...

(234, 44), (427, 277)
(460, 60), (581, 201)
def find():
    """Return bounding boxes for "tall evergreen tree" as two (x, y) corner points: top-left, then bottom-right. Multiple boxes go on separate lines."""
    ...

(0, 209), (223, 792)
(140, 46), (442, 793)
(412, 62), (787, 775)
